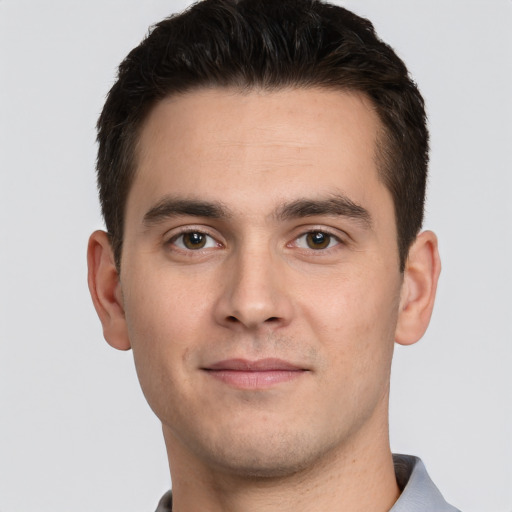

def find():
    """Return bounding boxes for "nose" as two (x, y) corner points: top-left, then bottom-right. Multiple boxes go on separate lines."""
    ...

(214, 247), (294, 331)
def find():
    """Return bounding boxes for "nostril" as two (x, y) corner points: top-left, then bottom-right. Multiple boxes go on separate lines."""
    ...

(225, 315), (280, 324)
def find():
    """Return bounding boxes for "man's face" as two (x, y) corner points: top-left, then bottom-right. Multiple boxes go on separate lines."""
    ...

(120, 88), (403, 477)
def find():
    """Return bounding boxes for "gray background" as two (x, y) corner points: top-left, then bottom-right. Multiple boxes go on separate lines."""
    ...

(1, 1), (510, 510)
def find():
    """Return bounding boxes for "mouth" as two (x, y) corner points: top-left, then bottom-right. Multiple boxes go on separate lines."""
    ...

(202, 358), (308, 389)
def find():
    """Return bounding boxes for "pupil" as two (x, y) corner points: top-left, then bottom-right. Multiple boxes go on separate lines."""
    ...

(189, 233), (203, 244)
(307, 232), (330, 249)
(185, 232), (206, 249)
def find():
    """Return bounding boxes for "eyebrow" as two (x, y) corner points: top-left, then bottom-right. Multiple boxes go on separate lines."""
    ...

(142, 194), (371, 228)
(143, 197), (231, 227)
(274, 195), (372, 227)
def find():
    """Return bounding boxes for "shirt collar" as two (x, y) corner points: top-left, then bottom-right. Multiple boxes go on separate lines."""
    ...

(391, 454), (460, 512)
(155, 454), (461, 512)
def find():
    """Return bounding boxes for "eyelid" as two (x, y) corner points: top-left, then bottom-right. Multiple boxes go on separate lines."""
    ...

(290, 225), (347, 240)
(164, 225), (224, 250)
(287, 226), (349, 253)
(296, 232), (340, 248)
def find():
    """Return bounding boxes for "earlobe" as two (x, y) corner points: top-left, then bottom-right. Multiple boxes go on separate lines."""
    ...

(87, 230), (131, 351)
(395, 230), (441, 346)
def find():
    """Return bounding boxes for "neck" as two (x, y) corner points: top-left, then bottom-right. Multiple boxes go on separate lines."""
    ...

(164, 414), (399, 512)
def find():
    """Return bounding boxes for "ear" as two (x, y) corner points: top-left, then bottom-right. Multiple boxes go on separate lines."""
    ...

(87, 230), (131, 351)
(395, 230), (441, 346)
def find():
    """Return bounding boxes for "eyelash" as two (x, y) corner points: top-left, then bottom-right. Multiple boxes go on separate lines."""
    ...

(291, 230), (343, 251)
(166, 229), (222, 252)
(164, 228), (345, 254)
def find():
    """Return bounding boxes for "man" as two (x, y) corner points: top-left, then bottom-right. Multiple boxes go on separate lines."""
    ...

(87, 0), (460, 510)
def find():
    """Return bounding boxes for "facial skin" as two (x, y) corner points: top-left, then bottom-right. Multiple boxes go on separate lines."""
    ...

(88, 87), (440, 511)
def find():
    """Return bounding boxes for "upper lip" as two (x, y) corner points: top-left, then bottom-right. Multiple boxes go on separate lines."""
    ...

(204, 358), (305, 371)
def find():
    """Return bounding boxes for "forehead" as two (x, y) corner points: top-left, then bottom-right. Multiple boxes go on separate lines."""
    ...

(128, 87), (389, 223)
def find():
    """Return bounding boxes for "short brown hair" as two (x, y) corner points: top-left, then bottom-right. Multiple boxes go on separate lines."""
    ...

(97, 0), (429, 271)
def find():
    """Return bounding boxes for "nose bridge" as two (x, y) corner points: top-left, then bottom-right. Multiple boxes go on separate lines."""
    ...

(216, 238), (292, 330)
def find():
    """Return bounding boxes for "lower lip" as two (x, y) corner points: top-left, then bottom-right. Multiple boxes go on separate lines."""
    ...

(204, 369), (305, 389)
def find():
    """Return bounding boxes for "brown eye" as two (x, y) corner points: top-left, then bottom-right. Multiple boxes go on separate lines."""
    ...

(182, 232), (207, 249)
(306, 232), (331, 249)
(294, 231), (340, 251)
(169, 231), (220, 252)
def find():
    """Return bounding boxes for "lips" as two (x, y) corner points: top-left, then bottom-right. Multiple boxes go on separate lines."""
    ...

(203, 358), (307, 389)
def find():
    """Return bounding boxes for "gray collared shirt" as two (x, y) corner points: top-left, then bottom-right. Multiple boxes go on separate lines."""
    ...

(155, 454), (461, 511)
(391, 454), (461, 511)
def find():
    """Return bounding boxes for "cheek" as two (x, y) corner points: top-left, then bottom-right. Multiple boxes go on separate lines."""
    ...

(123, 262), (212, 344)
(301, 265), (401, 367)
(120, 269), (210, 410)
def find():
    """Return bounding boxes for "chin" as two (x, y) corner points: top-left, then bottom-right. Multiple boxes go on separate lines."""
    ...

(210, 453), (312, 480)
(196, 429), (338, 480)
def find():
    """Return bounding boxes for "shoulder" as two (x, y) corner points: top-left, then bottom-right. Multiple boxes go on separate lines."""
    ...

(155, 490), (173, 512)
(392, 454), (461, 512)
